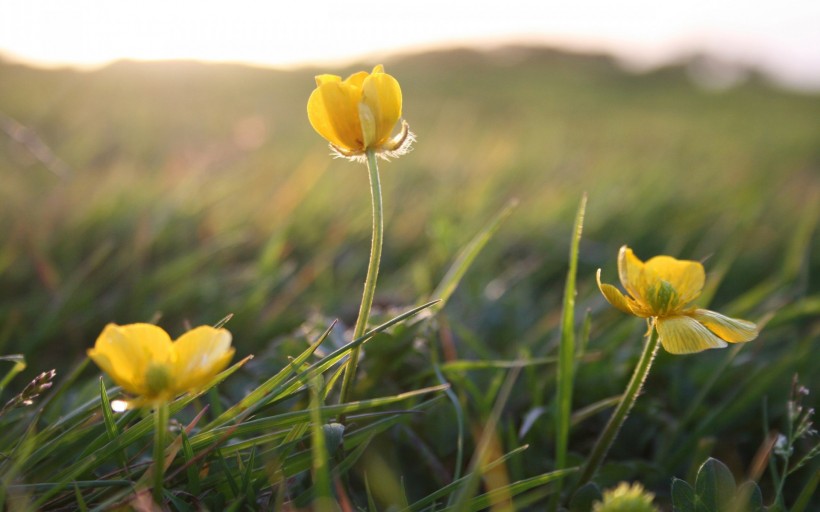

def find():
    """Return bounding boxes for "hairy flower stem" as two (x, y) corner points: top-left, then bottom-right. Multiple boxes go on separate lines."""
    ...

(572, 324), (660, 496)
(339, 149), (383, 417)
(152, 401), (170, 503)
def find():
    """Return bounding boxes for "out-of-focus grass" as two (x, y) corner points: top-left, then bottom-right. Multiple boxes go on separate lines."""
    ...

(1, 46), (818, 508)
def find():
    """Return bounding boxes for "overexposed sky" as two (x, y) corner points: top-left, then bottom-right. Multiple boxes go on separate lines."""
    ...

(2, 0), (819, 89)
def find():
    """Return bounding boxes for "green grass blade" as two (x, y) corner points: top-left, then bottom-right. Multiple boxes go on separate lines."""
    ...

(73, 482), (89, 512)
(309, 375), (333, 511)
(402, 445), (530, 512)
(180, 429), (200, 496)
(215, 448), (240, 498)
(450, 366), (522, 510)
(0, 354), (26, 393)
(453, 468), (576, 512)
(552, 193), (586, 509)
(97, 378), (127, 471)
(427, 199), (518, 315)
(190, 384), (448, 448)
(434, 363), (465, 488)
(202, 321), (333, 431)
(790, 468), (820, 512)
(31, 355), (251, 507)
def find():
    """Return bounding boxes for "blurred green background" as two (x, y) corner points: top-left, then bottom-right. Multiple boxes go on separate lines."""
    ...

(1, 46), (816, 360)
(1, 46), (818, 505)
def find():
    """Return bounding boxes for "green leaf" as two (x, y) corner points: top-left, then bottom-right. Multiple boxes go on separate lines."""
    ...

(733, 481), (763, 512)
(322, 422), (345, 456)
(694, 458), (736, 512)
(569, 482), (602, 512)
(671, 478), (696, 512)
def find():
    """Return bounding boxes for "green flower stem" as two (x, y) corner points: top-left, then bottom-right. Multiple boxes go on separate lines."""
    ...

(572, 323), (660, 495)
(339, 149), (383, 414)
(152, 401), (170, 503)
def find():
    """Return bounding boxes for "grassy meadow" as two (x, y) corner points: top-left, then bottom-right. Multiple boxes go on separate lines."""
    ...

(0, 46), (818, 510)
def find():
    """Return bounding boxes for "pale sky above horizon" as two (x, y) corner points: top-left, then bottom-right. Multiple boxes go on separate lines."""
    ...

(2, 0), (819, 89)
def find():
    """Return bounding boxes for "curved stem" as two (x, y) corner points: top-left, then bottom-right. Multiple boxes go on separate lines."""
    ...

(152, 401), (170, 504)
(572, 323), (660, 494)
(339, 149), (383, 413)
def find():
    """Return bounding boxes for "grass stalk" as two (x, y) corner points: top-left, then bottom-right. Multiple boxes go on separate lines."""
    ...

(339, 148), (383, 412)
(571, 323), (660, 496)
(550, 193), (586, 510)
(152, 401), (170, 504)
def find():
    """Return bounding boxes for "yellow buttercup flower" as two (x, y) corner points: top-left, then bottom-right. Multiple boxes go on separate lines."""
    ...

(88, 323), (235, 403)
(307, 64), (414, 160)
(597, 246), (758, 354)
(593, 482), (658, 512)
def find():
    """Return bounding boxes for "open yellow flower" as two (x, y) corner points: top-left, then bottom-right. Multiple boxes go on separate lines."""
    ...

(88, 323), (235, 403)
(597, 246), (758, 354)
(307, 64), (414, 160)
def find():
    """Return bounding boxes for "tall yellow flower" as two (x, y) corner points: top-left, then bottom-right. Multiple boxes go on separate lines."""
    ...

(307, 65), (414, 160)
(88, 323), (235, 403)
(597, 246), (758, 354)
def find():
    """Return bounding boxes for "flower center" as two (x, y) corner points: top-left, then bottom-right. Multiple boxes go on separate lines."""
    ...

(648, 280), (679, 316)
(358, 103), (377, 148)
(145, 363), (172, 396)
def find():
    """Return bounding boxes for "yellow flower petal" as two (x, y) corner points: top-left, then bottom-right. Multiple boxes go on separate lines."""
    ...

(307, 65), (412, 159)
(361, 71), (402, 146)
(691, 309), (758, 342)
(597, 269), (637, 315)
(172, 326), (234, 392)
(617, 246), (645, 302)
(656, 315), (728, 354)
(88, 323), (234, 402)
(87, 323), (172, 395)
(314, 74), (341, 87)
(307, 81), (363, 152)
(643, 255), (704, 305)
(344, 70), (369, 89)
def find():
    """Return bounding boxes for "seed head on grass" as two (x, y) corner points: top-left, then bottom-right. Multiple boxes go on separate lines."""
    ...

(87, 323), (234, 406)
(597, 245), (758, 354)
(0, 369), (56, 416)
(307, 65), (414, 161)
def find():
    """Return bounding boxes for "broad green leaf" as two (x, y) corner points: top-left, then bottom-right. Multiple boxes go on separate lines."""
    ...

(671, 477), (696, 512)
(694, 458), (736, 512)
(569, 482), (602, 512)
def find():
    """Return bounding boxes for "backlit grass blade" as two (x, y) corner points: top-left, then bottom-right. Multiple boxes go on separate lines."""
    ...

(30, 355), (252, 507)
(426, 199), (518, 316)
(791, 468), (820, 512)
(202, 321), (335, 431)
(309, 375), (333, 511)
(402, 444), (530, 512)
(451, 468), (577, 512)
(434, 363), (464, 486)
(551, 193), (586, 510)
(190, 384), (448, 448)
(98, 378), (127, 471)
(269, 302), (439, 401)
(450, 366), (522, 510)
(180, 429), (200, 496)
(73, 482), (89, 512)
(0, 354), (26, 393)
